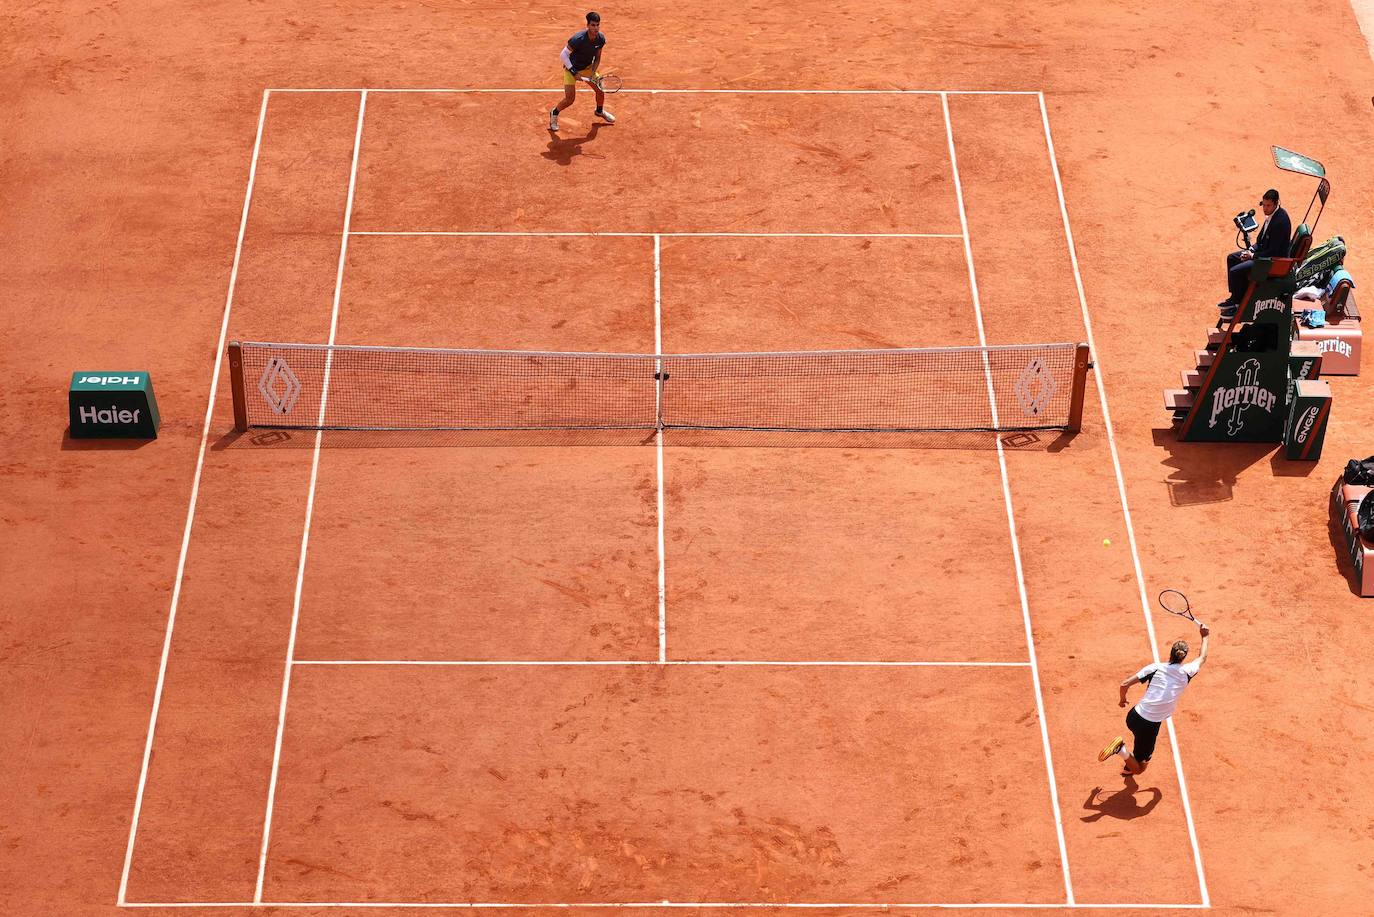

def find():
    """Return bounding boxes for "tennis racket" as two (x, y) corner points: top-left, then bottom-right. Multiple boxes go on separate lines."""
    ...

(589, 73), (623, 93)
(1158, 589), (1205, 628)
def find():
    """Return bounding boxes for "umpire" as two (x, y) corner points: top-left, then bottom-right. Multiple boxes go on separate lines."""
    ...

(1217, 188), (1291, 319)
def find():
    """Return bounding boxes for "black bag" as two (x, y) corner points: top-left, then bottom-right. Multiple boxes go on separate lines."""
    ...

(1345, 456), (1374, 486)
(1361, 492), (1374, 540)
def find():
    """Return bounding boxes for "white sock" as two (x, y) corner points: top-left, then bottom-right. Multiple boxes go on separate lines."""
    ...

(1116, 745), (1129, 759)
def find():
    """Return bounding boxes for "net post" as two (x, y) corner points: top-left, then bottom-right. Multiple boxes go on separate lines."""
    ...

(228, 341), (248, 433)
(1066, 343), (1090, 433)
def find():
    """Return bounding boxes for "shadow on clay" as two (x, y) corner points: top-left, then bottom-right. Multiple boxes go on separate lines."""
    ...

(60, 429), (155, 451)
(541, 121), (604, 166)
(1080, 776), (1163, 822)
(212, 427), (1069, 452)
(1327, 508), (1365, 597)
(1151, 428), (1274, 506)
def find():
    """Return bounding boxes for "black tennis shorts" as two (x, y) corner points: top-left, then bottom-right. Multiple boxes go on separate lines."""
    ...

(1126, 707), (1162, 762)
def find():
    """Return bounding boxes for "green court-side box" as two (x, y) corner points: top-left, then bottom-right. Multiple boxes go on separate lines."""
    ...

(1282, 378), (1330, 461)
(68, 372), (160, 438)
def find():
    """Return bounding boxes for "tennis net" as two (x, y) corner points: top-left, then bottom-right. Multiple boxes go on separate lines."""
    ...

(228, 340), (1090, 434)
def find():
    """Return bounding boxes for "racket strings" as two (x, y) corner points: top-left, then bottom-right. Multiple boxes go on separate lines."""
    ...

(1158, 589), (1194, 619)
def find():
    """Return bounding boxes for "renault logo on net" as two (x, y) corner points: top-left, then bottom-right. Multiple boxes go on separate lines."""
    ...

(257, 356), (301, 416)
(1013, 357), (1057, 417)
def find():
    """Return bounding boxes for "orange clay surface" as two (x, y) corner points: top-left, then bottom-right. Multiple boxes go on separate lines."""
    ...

(6, 3), (1374, 916)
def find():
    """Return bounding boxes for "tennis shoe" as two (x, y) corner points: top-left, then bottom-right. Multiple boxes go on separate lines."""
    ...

(1098, 736), (1124, 762)
(549, 110), (559, 132)
(595, 108), (616, 124)
(1219, 306), (1238, 320)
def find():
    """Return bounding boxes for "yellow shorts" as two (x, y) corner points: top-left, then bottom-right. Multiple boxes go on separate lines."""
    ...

(562, 67), (598, 86)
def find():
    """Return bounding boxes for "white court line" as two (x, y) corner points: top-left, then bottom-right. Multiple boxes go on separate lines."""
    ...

(654, 233), (667, 664)
(941, 92), (1075, 906)
(252, 89), (369, 904)
(1036, 91), (1210, 907)
(1352, 0), (1374, 60)
(119, 899), (1208, 909)
(115, 89), (272, 909)
(290, 659), (1033, 667)
(349, 230), (964, 238)
(268, 87), (1043, 95)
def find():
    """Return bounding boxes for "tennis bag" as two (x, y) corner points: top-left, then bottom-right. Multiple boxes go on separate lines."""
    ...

(1294, 235), (1347, 290)
(1344, 455), (1374, 486)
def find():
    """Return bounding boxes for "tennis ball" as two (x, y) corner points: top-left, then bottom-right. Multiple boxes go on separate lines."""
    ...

(1102, 538), (1111, 547)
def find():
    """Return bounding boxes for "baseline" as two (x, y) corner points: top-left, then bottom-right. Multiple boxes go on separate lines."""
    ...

(120, 899), (1209, 909)
(269, 87), (1043, 95)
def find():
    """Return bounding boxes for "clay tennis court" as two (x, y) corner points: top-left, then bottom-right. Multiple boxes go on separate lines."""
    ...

(8, 4), (1374, 916)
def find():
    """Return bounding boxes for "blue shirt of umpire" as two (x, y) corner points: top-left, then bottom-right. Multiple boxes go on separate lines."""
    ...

(1218, 189), (1291, 318)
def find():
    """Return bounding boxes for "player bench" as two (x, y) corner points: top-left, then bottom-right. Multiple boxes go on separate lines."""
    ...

(1330, 477), (1374, 597)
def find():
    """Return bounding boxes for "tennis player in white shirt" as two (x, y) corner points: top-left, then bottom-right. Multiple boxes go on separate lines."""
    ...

(1099, 622), (1210, 775)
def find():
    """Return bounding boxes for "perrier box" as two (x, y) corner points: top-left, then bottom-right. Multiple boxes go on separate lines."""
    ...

(1282, 378), (1330, 461)
(68, 372), (161, 439)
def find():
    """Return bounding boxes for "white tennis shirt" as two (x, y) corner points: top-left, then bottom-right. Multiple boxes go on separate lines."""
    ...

(1133, 660), (1202, 722)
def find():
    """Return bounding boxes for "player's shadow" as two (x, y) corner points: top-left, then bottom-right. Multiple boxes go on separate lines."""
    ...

(1080, 776), (1162, 822)
(542, 121), (604, 166)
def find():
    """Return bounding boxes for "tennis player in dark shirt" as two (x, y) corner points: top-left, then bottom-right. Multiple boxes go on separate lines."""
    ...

(550, 11), (615, 132)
